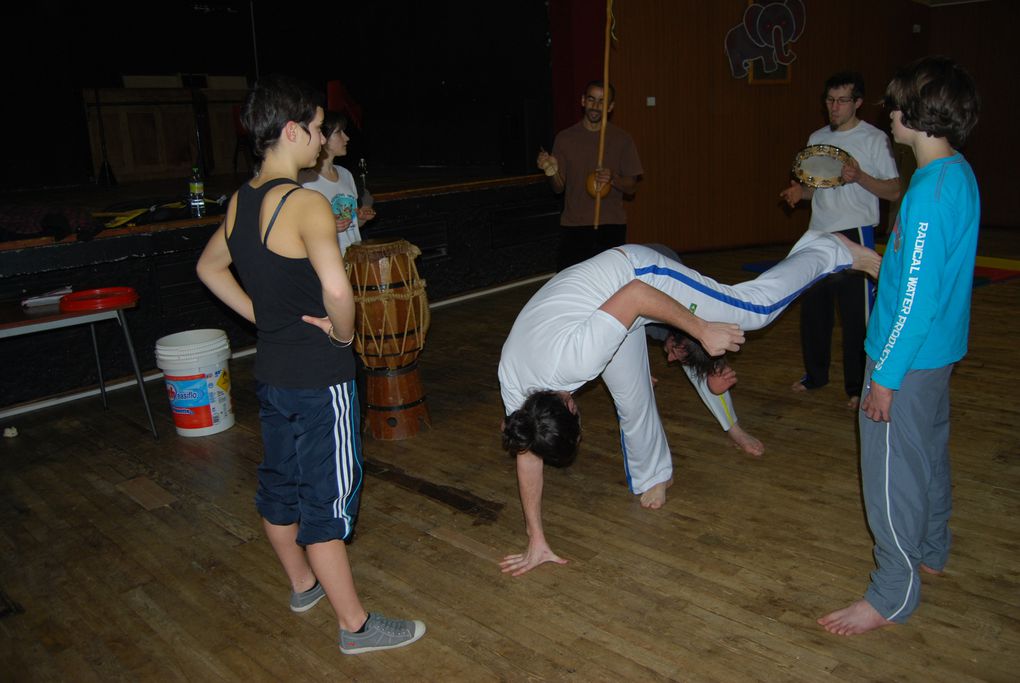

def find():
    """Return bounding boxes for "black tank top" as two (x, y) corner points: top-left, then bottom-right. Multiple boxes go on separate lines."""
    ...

(227, 177), (355, 388)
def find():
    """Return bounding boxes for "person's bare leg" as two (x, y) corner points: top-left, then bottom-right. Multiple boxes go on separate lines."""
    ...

(834, 233), (882, 279)
(307, 539), (369, 632)
(818, 599), (893, 635)
(263, 519), (317, 593)
(920, 563), (944, 576)
(639, 478), (673, 509)
(726, 422), (764, 457)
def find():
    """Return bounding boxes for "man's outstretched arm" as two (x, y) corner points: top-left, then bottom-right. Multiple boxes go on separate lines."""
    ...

(499, 450), (568, 576)
(600, 280), (745, 356)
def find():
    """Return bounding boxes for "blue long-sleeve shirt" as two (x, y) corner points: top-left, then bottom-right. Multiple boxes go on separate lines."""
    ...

(865, 153), (980, 390)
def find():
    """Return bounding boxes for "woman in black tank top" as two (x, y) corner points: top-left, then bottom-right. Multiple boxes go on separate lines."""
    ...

(196, 75), (425, 654)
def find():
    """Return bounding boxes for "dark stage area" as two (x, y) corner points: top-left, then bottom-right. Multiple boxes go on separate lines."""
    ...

(0, 0), (562, 408)
(1, 1), (554, 191)
(0, 0), (559, 409)
(0, 168), (561, 410)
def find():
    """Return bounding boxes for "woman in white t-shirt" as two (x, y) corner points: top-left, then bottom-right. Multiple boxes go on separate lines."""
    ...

(299, 111), (375, 254)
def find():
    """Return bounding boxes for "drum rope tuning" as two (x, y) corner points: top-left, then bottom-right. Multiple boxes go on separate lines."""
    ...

(345, 238), (432, 439)
(346, 241), (430, 370)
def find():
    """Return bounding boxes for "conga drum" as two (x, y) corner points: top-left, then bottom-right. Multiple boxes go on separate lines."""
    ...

(345, 239), (431, 440)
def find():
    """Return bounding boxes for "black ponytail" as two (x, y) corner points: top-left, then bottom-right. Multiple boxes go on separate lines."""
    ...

(502, 391), (581, 468)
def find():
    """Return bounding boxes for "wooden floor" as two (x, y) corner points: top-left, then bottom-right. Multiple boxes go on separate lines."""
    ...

(1, 241), (1018, 682)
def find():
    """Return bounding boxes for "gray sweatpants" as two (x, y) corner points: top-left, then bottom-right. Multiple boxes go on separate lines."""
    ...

(860, 356), (954, 623)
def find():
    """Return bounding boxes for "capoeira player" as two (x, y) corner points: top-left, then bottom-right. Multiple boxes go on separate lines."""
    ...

(643, 244), (763, 457)
(647, 321), (763, 455)
(498, 232), (880, 576)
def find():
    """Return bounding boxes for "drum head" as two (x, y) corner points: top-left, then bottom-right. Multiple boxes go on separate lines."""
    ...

(792, 144), (855, 189)
(345, 239), (420, 262)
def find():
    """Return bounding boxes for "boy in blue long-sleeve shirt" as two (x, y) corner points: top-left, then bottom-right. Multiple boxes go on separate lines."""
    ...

(819, 56), (981, 636)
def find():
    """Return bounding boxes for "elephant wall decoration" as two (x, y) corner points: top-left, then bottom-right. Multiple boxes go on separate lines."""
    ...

(724, 0), (806, 80)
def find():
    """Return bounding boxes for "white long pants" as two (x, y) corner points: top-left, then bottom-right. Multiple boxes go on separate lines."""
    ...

(626, 232), (852, 333)
(683, 365), (737, 431)
(612, 234), (851, 492)
(646, 323), (738, 432)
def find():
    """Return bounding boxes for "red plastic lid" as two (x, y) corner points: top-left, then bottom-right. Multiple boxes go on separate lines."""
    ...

(60, 287), (139, 312)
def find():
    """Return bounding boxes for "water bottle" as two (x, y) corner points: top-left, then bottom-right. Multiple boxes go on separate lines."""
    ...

(189, 166), (205, 217)
(358, 158), (373, 209)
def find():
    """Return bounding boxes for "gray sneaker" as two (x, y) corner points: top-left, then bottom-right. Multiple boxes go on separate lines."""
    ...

(290, 581), (326, 613)
(339, 613), (426, 655)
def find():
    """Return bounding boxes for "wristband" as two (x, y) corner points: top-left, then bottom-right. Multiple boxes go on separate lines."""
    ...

(327, 324), (355, 348)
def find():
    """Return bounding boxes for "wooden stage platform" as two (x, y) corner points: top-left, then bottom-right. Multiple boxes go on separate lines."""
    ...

(1, 242), (1017, 681)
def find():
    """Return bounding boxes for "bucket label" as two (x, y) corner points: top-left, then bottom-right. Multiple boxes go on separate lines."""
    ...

(164, 366), (233, 432)
(165, 373), (213, 429)
(216, 368), (231, 394)
(209, 368), (232, 425)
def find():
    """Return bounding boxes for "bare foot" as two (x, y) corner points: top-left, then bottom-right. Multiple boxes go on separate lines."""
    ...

(727, 423), (764, 457)
(920, 563), (944, 576)
(835, 233), (882, 279)
(848, 395), (860, 410)
(639, 478), (673, 509)
(818, 599), (893, 635)
(791, 380), (808, 393)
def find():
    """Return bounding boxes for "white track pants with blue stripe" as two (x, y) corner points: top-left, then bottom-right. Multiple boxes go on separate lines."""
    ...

(612, 234), (852, 493)
(624, 232), (853, 333)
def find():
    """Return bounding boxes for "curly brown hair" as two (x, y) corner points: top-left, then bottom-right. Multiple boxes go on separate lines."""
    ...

(884, 56), (980, 148)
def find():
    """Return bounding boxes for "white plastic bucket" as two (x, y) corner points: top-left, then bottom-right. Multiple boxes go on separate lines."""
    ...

(155, 329), (234, 437)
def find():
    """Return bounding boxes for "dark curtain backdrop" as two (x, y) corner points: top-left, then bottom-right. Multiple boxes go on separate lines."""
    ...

(0, 0), (553, 189)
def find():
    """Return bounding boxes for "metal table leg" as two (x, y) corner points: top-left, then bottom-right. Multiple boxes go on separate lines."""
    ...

(117, 310), (158, 440)
(89, 322), (108, 409)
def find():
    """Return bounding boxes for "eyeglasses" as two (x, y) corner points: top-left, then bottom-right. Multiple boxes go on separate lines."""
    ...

(825, 96), (856, 105)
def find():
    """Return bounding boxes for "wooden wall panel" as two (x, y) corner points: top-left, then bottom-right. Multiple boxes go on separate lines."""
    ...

(602, 0), (929, 251)
(85, 88), (248, 183)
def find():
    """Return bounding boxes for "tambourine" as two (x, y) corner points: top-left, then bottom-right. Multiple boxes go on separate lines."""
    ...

(792, 144), (855, 189)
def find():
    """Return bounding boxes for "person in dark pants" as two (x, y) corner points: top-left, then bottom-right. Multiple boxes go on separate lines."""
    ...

(780, 71), (900, 408)
(796, 227), (871, 402)
(196, 75), (424, 655)
(537, 80), (643, 271)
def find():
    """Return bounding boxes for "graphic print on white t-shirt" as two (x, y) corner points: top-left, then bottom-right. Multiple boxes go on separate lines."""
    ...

(330, 193), (358, 225)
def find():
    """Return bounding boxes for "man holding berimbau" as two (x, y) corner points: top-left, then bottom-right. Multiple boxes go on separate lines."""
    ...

(537, 80), (643, 271)
(780, 72), (900, 409)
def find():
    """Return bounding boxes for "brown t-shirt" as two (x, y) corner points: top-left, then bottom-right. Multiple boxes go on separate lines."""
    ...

(551, 120), (643, 226)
